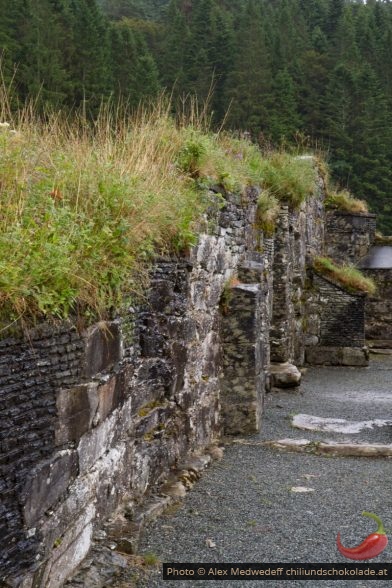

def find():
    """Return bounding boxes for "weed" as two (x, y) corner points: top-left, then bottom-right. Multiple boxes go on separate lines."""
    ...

(142, 552), (160, 566)
(137, 399), (164, 418)
(256, 191), (280, 236)
(375, 231), (392, 245)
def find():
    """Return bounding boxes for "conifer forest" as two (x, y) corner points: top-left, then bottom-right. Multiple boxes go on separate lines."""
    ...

(1, 0), (392, 231)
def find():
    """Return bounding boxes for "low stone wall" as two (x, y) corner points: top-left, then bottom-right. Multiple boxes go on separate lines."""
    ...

(363, 269), (392, 344)
(325, 211), (376, 264)
(305, 272), (368, 366)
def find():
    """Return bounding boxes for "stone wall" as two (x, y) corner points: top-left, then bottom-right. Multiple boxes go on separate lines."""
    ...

(1, 187), (269, 588)
(1, 164), (374, 587)
(325, 211), (376, 264)
(270, 172), (325, 367)
(305, 272), (368, 366)
(220, 256), (269, 434)
(363, 269), (392, 344)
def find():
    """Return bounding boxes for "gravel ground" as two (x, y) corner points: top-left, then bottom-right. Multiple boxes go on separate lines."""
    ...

(125, 354), (392, 588)
(67, 354), (392, 588)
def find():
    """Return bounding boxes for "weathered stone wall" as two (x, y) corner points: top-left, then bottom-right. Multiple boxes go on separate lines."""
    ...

(305, 272), (368, 366)
(270, 171), (325, 366)
(220, 257), (269, 434)
(1, 187), (268, 588)
(325, 211), (377, 264)
(1, 165), (374, 587)
(363, 269), (392, 344)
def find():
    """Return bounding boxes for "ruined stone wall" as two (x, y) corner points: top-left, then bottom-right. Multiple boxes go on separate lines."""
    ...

(305, 273), (368, 366)
(1, 165), (373, 587)
(270, 172), (325, 366)
(1, 187), (268, 588)
(325, 211), (377, 264)
(363, 269), (392, 343)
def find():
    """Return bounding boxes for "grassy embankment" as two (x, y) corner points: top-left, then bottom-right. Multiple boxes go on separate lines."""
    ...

(0, 95), (321, 331)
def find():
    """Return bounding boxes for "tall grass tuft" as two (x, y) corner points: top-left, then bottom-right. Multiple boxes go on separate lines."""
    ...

(325, 189), (369, 214)
(313, 257), (376, 295)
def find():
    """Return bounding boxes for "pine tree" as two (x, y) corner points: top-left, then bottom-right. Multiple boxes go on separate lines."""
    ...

(183, 0), (217, 101)
(225, 0), (273, 138)
(269, 68), (302, 143)
(110, 21), (159, 106)
(160, 0), (190, 94)
(17, 0), (74, 110)
(323, 62), (356, 182)
(348, 64), (392, 231)
(68, 0), (112, 113)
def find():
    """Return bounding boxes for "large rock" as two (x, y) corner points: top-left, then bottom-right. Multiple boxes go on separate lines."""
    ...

(269, 362), (301, 389)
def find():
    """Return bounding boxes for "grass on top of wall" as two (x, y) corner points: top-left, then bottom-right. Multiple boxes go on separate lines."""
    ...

(325, 189), (369, 214)
(0, 94), (319, 330)
(313, 257), (376, 295)
(375, 232), (392, 245)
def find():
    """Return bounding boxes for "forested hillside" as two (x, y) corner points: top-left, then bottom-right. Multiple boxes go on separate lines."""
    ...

(1, 0), (392, 231)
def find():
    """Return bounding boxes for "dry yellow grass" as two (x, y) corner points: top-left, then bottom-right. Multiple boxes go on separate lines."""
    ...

(0, 90), (319, 329)
(325, 189), (368, 214)
(313, 257), (376, 295)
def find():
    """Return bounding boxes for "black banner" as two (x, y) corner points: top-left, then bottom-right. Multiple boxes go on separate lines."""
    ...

(163, 563), (392, 581)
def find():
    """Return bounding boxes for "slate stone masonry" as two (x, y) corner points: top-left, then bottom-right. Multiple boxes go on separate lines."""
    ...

(325, 211), (377, 264)
(363, 268), (392, 343)
(0, 187), (268, 588)
(0, 165), (375, 587)
(305, 272), (368, 366)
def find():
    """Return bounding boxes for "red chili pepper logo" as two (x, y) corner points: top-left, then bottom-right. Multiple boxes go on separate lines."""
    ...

(337, 512), (388, 560)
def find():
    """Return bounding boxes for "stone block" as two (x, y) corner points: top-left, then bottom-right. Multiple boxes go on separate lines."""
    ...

(23, 451), (79, 526)
(305, 346), (340, 365)
(82, 322), (122, 378)
(95, 375), (121, 425)
(222, 401), (262, 435)
(45, 523), (93, 588)
(77, 398), (132, 474)
(56, 384), (98, 445)
(269, 362), (302, 388)
(306, 346), (368, 367)
(341, 347), (369, 366)
(237, 261), (264, 284)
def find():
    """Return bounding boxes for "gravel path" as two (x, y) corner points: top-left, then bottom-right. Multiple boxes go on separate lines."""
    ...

(126, 354), (392, 588)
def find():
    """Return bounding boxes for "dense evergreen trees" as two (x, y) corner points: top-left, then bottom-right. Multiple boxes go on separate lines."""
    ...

(1, 0), (392, 230)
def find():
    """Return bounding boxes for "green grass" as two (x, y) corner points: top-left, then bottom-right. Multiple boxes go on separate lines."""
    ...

(255, 153), (317, 209)
(313, 257), (376, 295)
(0, 96), (319, 330)
(256, 191), (280, 236)
(325, 189), (368, 214)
